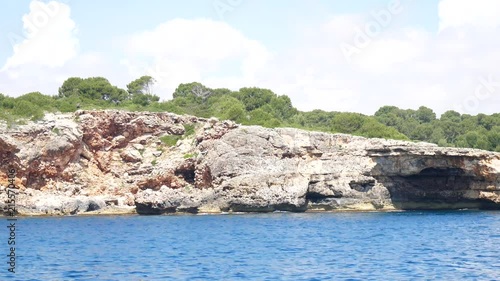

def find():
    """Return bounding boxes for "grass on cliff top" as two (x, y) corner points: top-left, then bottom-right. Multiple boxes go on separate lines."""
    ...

(159, 124), (197, 147)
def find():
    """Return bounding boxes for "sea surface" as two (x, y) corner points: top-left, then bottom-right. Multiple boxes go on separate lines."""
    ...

(2, 211), (500, 280)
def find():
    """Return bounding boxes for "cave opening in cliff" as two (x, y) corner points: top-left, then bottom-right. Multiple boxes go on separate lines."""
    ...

(87, 201), (101, 212)
(380, 167), (498, 209)
(175, 168), (195, 184)
(402, 167), (471, 190)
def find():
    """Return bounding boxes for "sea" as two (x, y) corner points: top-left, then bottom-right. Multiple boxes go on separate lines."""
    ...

(2, 211), (499, 280)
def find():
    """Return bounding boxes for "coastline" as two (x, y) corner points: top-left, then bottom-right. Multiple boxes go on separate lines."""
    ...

(5, 205), (499, 218)
(1, 110), (500, 216)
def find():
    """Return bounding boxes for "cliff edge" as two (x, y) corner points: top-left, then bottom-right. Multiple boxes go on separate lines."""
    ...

(1, 110), (499, 215)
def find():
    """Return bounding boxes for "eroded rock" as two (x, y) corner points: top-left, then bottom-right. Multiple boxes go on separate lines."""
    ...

(0, 110), (499, 216)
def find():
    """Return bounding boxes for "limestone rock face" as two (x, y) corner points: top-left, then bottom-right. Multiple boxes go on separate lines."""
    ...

(0, 110), (499, 216)
(120, 147), (143, 163)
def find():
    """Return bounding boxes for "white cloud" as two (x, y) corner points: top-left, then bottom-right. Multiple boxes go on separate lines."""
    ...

(2, 0), (78, 71)
(252, 1), (500, 116)
(2, 0), (500, 118)
(122, 18), (272, 97)
(439, 0), (500, 31)
(0, 0), (81, 96)
(352, 37), (421, 73)
(0, 1), (126, 98)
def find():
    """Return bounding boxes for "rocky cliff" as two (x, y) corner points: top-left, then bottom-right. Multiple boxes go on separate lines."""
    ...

(1, 110), (499, 216)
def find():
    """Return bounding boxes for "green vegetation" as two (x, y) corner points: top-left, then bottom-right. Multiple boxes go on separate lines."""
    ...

(160, 135), (182, 147)
(374, 106), (500, 151)
(183, 153), (198, 159)
(183, 124), (195, 136)
(1, 77), (500, 152)
(126, 76), (160, 106)
(159, 124), (196, 147)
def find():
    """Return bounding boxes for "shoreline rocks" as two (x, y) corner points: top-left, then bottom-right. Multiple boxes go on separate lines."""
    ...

(1, 110), (499, 216)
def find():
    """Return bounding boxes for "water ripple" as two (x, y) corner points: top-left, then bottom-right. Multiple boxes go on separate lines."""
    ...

(1, 211), (499, 280)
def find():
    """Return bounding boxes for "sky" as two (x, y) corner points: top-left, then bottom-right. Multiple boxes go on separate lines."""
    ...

(1, 0), (499, 116)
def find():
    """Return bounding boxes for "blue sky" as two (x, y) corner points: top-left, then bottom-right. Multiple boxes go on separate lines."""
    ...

(1, 0), (438, 57)
(1, 0), (499, 115)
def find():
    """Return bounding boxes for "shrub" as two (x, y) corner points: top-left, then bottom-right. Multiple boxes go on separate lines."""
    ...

(183, 124), (195, 136)
(12, 100), (44, 120)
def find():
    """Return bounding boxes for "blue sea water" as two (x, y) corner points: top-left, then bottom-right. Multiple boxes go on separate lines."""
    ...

(2, 211), (500, 281)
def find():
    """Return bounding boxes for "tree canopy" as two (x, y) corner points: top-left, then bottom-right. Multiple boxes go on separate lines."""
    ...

(58, 77), (128, 104)
(126, 76), (160, 106)
(1, 77), (499, 152)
